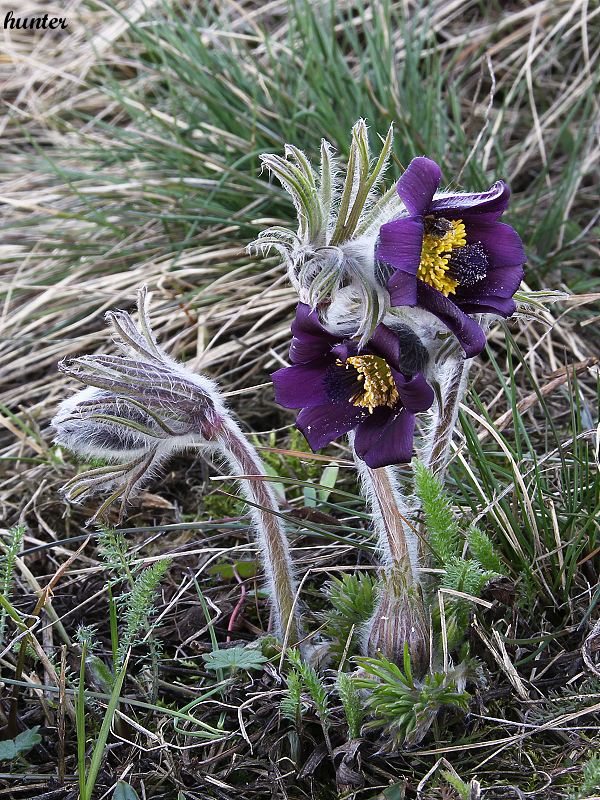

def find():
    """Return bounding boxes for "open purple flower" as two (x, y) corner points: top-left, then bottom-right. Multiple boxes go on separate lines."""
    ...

(376, 157), (526, 357)
(272, 304), (434, 468)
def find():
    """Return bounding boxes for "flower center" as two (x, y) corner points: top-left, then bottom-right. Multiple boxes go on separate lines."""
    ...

(448, 241), (489, 287)
(417, 216), (467, 296)
(341, 355), (399, 413)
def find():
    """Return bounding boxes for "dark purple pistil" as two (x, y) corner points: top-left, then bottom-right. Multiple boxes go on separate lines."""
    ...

(448, 242), (489, 287)
(324, 361), (362, 405)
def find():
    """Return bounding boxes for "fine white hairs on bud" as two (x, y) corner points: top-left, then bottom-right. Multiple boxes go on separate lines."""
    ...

(250, 120), (401, 345)
(52, 287), (225, 521)
(364, 569), (430, 678)
(52, 286), (301, 643)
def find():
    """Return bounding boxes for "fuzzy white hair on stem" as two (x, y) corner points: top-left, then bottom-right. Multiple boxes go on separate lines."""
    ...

(52, 286), (301, 643)
(352, 453), (420, 581)
(350, 434), (429, 675)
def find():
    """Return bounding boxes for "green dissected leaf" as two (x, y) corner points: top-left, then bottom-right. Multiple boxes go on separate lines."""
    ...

(436, 556), (498, 651)
(0, 727), (42, 761)
(287, 649), (330, 723)
(0, 524), (25, 645)
(117, 558), (172, 668)
(414, 460), (461, 564)
(467, 527), (505, 575)
(337, 671), (364, 739)
(321, 572), (378, 661)
(281, 669), (303, 728)
(354, 655), (469, 747)
(202, 646), (267, 673)
(113, 782), (140, 800)
(285, 649), (333, 752)
(442, 557), (495, 596)
(568, 753), (600, 800)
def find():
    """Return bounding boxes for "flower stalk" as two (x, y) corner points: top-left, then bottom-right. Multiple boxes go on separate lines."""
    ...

(353, 445), (429, 674)
(424, 356), (471, 479)
(217, 417), (301, 645)
(52, 287), (301, 644)
(354, 456), (417, 573)
(253, 121), (533, 674)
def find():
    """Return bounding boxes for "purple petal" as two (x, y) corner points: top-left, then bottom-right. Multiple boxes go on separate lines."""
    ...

(377, 217), (424, 273)
(466, 222), (526, 270)
(354, 408), (416, 467)
(393, 372), (435, 413)
(296, 402), (367, 451)
(271, 362), (330, 409)
(289, 303), (339, 364)
(368, 324), (403, 369)
(458, 265), (524, 301)
(458, 296), (517, 317)
(387, 267), (419, 307)
(417, 282), (487, 358)
(430, 180), (510, 220)
(396, 158), (441, 216)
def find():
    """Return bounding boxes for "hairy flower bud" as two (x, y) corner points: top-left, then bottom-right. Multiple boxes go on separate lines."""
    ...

(52, 287), (225, 522)
(250, 120), (401, 345)
(52, 286), (301, 643)
(364, 568), (430, 678)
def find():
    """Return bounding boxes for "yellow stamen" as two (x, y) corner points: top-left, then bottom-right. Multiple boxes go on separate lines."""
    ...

(341, 355), (399, 413)
(417, 218), (466, 296)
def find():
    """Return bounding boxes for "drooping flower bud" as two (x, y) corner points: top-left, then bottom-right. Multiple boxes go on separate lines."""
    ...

(52, 287), (301, 643)
(52, 287), (225, 522)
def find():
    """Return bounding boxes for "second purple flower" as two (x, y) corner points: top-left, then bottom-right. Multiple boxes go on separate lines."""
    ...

(272, 304), (434, 468)
(376, 157), (526, 357)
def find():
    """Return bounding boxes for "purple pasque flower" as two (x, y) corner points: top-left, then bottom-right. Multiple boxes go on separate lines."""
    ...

(272, 304), (434, 468)
(376, 157), (526, 357)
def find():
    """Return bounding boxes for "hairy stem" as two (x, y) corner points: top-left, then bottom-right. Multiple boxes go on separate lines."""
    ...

(352, 437), (428, 671)
(425, 357), (470, 479)
(353, 456), (418, 580)
(218, 417), (301, 646)
(410, 355), (472, 575)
